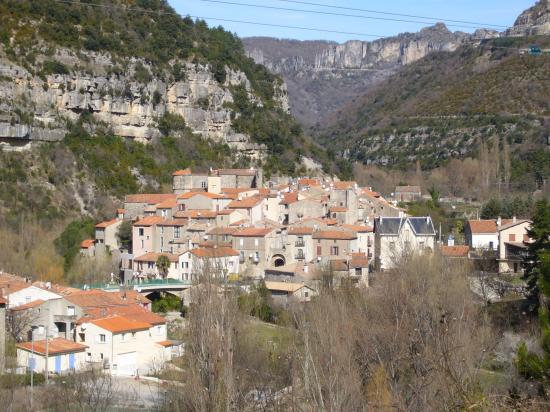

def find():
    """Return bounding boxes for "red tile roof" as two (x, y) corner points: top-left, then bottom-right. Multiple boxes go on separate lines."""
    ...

(280, 192), (299, 205)
(134, 216), (165, 226)
(155, 198), (179, 209)
(178, 192), (225, 200)
(341, 224), (374, 233)
(313, 231), (357, 240)
(190, 247), (240, 258)
(288, 227), (314, 235)
(125, 194), (176, 204)
(441, 245), (470, 257)
(332, 181), (356, 190)
(350, 253), (369, 268)
(95, 219), (119, 229)
(90, 316), (152, 333)
(233, 227), (275, 237)
(207, 227), (238, 235)
(330, 207), (348, 213)
(156, 340), (176, 347)
(228, 196), (264, 209)
(17, 338), (88, 355)
(172, 169), (192, 176)
(467, 220), (497, 234)
(80, 239), (95, 249)
(176, 210), (217, 219)
(298, 178), (320, 187)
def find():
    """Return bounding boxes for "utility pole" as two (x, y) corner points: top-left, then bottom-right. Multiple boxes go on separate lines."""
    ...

(45, 306), (49, 384)
(30, 328), (34, 410)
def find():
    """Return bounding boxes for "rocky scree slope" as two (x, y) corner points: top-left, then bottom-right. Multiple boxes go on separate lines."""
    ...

(507, 0), (550, 37)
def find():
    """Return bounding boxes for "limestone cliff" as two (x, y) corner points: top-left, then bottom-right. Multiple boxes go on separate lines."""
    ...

(243, 24), (470, 126)
(507, 0), (550, 36)
(0, 46), (288, 158)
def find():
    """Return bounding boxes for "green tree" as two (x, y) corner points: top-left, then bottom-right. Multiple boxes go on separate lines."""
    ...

(116, 220), (132, 251)
(480, 198), (502, 219)
(54, 218), (94, 272)
(156, 254), (171, 279)
(517, 200), (550, 386)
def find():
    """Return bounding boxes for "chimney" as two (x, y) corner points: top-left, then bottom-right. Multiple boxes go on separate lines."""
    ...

(513, 216), (517, 224)
(497, 216), (502, 227)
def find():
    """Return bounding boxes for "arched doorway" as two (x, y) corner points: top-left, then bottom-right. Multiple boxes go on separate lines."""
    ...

(272, 255), (286, 267)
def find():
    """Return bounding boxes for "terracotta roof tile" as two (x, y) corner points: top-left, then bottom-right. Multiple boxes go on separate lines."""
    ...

(312, 231), (357, 240)
(80, 239), (95, 248)
(90, 316), (152, 333)
(467, 220), (497, 234)
(298, 178), (320, 187)
(175, 210), (217, 219)
(441, 245), (470, 257)
(228, 196), (264, 209)
(233, 227), (275, 237)
(155, 198), (179, 209)
(288, 227), (314, 235)
(95, 219), (119, 229)
(329, 207), (348, 213)
(341, 224), (374, 233)
(11, 299), (45, 311)
(178, 192), (225, 200)
(280, 192), (299, 205)
(264, 281), (309, 293)
(332, 181), (356, 190)
(134, 216), (165, 226)
(172, 169), (192, 176)
(17, 338), (87, 355)
(207, 227), (238, 235)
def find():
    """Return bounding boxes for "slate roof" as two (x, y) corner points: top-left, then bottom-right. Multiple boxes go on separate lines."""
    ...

(376, 217), (435, 236)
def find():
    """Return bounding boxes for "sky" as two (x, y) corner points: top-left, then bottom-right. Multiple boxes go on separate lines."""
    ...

(170, 0), (536, 42)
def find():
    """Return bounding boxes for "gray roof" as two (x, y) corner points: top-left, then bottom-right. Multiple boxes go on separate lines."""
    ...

(375, 217), (436, 236)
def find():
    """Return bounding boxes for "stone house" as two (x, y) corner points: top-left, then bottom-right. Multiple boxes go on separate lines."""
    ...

(232, 227), (279, 277)
(287, 226), (315, 263)
(172, 169), (209, 194)
(282, 196), (325, 225)
(132, 216), (165, 258)
(94, 218), (122, 252)
(80, 239), (96, 257)
(215, 168), (262, 189)
(312, 230), (358, 261)
(227, 196), (265, 224)
(177, 192), (230, 212)
(329, 182), (358, 210)
(394, 186), (422, 203)
(264, 281), (316, 306)
(498, 219), (532, 274)
(124, 194), (177, 219)
(179, 247), (240, 280)
(133, 252), (181, 280)
(374, 217), (436, 271)
(341, 224), (375, 259)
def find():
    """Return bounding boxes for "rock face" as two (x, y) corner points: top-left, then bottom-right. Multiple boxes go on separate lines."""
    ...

(0, 47), (288, 156)
(507, 0), (550, 36)
(243, 24), (470, 126)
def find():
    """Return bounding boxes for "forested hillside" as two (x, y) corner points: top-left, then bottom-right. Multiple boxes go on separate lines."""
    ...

(317, 35), (550, 195)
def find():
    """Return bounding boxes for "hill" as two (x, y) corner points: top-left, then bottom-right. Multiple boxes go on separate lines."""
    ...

(0, 0), (331, 224)
(316, 34), (550, 194)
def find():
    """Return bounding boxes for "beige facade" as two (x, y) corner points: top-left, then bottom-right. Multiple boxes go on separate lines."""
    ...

(498, 220), (531, 274)
(17, 338), (88, 374)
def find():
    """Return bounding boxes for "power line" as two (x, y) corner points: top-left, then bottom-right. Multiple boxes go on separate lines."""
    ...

(199, 0), (500, 30)
(274, 0), (508, 29)
(50, 0), (385, 38)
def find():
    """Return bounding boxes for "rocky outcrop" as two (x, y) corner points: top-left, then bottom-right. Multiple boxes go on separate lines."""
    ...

(243, 24), (470, 126)
(507, 0), (550, 36)
(0, 47), (288, 156)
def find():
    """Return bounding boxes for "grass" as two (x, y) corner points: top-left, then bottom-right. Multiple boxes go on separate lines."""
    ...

(243, 319), (294, 353)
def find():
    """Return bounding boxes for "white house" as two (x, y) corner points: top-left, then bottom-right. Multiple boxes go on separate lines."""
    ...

(374, 217), (436, 271)
(5, 285), (61, 309)
(179, 247), (240, 281)
(264, 281), (317, 306)
(17, 338), (88, 374)
(77, 315), (169, 376)
(465, 220), (499, 250)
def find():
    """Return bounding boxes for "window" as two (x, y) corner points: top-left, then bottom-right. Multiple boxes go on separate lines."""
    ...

(304, 291), (309, 298)
(156, 325), (163, 335)
(132, 332), (136, 339)
(239, 239), (244, 247)
(228, 261), (233, 267)
(509, 234), (516, 242)
(148, 262), (154, 269)
(175, 262), (178, 269)
(331, 246), (339, 256)
(99, 334), (106, 343)
(140, 240), (144, 249)
(254, 238), (259, 247)
(67, 306), (75, 316)
(184, 262), (189, 269)
(389, 241), (396, 250)
(160, 227), (164, 235)
(161, 237), (164, 248)
(121, 333), (126, 342)
(174, 227), (181, 239)
(201, 181), (207, 189)
(317, 246), (322, 256)
(25, 296), (31, 303)
(139, 228), (144, 236)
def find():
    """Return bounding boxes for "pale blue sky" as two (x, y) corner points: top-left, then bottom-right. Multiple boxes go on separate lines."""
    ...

(170, 0), (535, 42)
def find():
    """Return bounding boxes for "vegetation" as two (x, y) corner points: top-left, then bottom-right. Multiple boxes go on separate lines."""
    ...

(54, 217), (95, 272)
(152, 293), (181, 313)
(116, 220), (132, 251)
(156, 255), (171, 279)
(480, 196), (534, 219)
(516, 200), (550, 389)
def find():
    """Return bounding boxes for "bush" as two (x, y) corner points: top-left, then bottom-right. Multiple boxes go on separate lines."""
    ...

(41, 59), (70, 75)
(153, 294), (181, 313)
(54, 218), (95, 272)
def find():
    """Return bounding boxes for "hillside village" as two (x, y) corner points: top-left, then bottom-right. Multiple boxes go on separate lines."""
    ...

(0, 166), (536, 381)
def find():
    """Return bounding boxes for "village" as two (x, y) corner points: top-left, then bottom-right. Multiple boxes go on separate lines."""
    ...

(0, 167), (534, 381)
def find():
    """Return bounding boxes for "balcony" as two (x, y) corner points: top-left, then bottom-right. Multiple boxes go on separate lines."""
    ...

(295, 253), (305, 260)
(295, 241), (305, 247)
